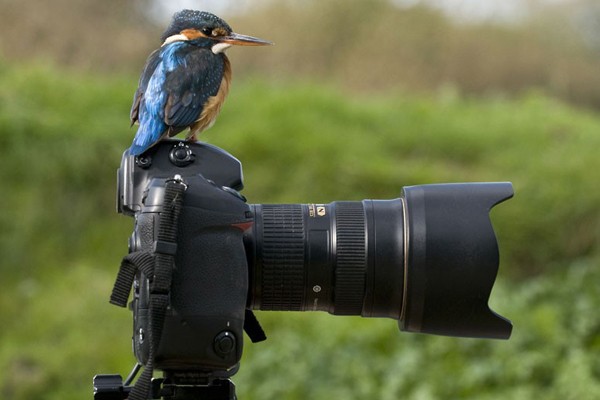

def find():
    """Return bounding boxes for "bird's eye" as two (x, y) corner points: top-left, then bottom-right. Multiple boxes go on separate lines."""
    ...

(201, 27), (213, 36)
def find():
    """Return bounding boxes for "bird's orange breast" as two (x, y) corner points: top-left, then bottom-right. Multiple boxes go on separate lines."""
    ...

(188, 56), (232, 137)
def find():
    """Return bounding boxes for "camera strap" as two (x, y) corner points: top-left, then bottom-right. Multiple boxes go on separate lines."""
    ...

(244, 309), (267, 343)
(109, 251), (154, 308)
(110, 177), (187, 400)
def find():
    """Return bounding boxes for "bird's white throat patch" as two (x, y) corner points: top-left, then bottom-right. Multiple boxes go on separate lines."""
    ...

(162, 34), (189, 46)
(212, 42), (232, 54)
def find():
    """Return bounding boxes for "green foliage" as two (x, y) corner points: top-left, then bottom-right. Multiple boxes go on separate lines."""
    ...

(0, 65), (134, 279)
(0, 64), (598, 399)
(215, 81), (600, 275)
(237, 258), (600, 400)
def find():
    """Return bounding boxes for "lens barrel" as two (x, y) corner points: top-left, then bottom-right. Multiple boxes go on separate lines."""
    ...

(246, 182), (513, 339)
(246, 200), (405, 319)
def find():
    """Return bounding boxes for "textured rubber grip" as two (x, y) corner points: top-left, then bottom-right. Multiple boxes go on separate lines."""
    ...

(259, 204), (305, 310)
(332, 202), (366, 315)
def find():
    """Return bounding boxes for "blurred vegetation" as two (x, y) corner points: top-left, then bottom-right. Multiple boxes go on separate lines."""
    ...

(2, 0), (600, 108)
(1, 62), (598, 399)
(230, 0), (600, 109)
(0, 0), (599, 399)
(0, 0), (154, 72)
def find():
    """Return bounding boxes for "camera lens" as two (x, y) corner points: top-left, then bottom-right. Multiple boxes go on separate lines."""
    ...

(245, 183), (514, 339)
(246, 200), (405, 319)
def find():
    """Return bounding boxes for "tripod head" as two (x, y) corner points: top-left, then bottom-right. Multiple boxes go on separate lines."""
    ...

(93, 370), (236, 400)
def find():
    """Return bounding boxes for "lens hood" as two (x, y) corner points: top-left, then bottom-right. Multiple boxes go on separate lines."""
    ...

(400, 182), (513, 339)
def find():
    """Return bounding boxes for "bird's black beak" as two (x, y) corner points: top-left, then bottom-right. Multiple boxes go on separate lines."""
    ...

(220, 32), (272, 46)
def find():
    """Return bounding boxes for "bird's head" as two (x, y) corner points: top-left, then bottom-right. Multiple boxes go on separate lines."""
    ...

(161, 10), (272, 54)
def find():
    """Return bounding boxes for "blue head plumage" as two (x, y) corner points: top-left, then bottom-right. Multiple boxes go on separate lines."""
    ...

(161, 10), (232, 43)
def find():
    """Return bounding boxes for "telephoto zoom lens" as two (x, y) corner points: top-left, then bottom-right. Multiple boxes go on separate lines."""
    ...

(245, 183), (514, 339)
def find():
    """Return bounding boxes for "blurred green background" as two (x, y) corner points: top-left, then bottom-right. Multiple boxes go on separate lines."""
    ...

(1, 0), (599, 399)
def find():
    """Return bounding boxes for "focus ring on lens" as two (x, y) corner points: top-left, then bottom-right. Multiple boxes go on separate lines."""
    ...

(259, 204), (305, 310)
(333, 202), (366, 315)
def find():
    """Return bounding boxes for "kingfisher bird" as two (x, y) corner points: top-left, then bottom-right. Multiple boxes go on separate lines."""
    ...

(129, 10), (271, 156)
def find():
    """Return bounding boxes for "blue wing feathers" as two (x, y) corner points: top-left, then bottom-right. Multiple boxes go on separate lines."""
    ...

(129, 61), (169, 155)
(129, 42), (225, 155)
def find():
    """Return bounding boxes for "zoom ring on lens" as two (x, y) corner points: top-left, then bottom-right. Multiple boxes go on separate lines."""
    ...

(259, 204), (305, 311)
(333, 202), (366, 315)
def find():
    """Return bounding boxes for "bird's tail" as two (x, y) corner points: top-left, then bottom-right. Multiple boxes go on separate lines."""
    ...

(128, 142), (150, 156)
(129, 120), (167, 156)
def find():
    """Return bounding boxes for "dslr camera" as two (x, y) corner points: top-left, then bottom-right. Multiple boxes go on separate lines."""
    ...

(94, 139), (513, 400)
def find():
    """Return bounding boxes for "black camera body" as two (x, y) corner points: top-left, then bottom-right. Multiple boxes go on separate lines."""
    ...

(119, 141), (252, 376)
(100, 139), (513, 399)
